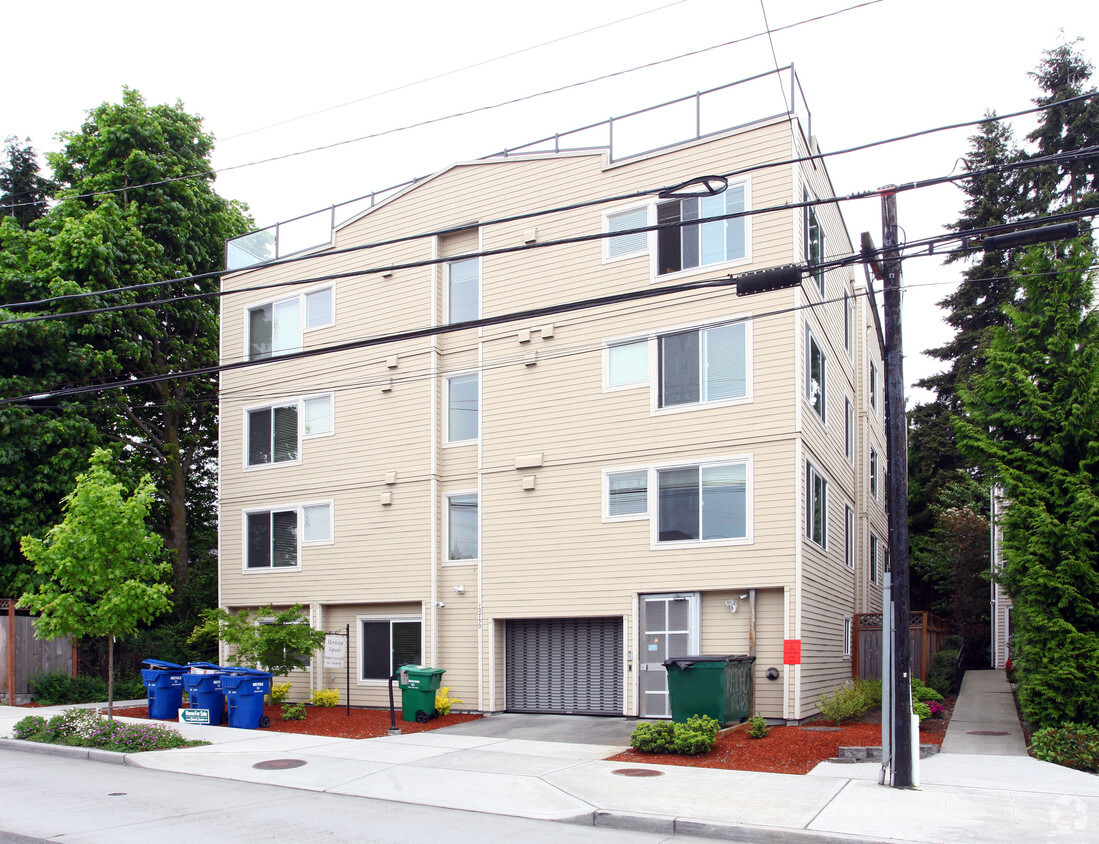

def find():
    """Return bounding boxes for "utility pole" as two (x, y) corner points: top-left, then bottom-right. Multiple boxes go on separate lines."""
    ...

(881, 187), (914, 788)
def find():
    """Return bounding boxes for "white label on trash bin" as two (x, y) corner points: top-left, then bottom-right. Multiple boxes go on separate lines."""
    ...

(324, 634), (347, 668)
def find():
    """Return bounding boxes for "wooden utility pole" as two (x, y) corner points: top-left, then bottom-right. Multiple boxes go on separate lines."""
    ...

(882, 188), (914, 788)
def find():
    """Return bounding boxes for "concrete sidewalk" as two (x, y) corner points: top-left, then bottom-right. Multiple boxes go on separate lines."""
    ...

(2, 670), (1096, 842)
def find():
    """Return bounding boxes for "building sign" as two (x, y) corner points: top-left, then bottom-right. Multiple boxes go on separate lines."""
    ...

(324, 634), (347, 668)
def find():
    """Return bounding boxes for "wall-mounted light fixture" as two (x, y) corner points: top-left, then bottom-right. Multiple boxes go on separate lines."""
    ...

(452, 585), (465, 594)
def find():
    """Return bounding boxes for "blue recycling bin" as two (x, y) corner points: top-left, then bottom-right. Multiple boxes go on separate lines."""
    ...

(182, 662), (227, 725)
(221, 667), (273, 729)
(141, 659), (187, 720)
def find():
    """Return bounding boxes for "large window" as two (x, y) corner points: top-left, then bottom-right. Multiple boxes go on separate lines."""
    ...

(806, 195), (825, 296)
(245, 503), (331, 570)
(446, 493), (478, 561)
(247, 287), (333, 360)
(659, 322), (747, 408)
(445, 374), (479, 443)
(246, 395), (332, 467)
(806, 328), (826, 421)
(605, 339), (649, 389)
(806, 462), (827, 548)
(656, 184), (746, 275)
(446, 258), (479, 323)
(657, 461), (747, 543)
(360, 618), (421, 681)
(605, 206), (648, 259)
(605, 470), (648, 519)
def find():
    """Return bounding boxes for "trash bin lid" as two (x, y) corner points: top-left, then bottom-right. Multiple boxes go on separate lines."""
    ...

(142, 659), (186, 670)
(186, 661), (225, 672)
(662, 654), (755, 669)
(220, 665), (273, 677)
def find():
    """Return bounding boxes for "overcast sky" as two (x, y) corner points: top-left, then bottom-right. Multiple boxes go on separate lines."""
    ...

(6, 0), (1097, 401)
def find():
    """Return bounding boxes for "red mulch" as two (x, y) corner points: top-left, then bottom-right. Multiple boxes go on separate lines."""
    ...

(110, 704), (481, 739)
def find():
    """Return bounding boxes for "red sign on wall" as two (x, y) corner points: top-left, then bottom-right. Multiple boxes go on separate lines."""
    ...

(783, 639), (802, 665)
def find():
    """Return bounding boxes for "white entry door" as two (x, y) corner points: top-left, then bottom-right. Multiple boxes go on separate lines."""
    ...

(639, 593), (699, 718)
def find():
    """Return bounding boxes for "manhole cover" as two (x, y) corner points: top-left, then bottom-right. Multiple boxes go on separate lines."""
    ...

(966, 731), (1011, 736)
(801, 727), (843, 733)
(612, 768), (664, 777)
(253, 759), (308, 770)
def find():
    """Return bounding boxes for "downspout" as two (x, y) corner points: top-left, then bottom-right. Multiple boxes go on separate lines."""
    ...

(430, 245), (441, 669)
(748, 589), (757, 716)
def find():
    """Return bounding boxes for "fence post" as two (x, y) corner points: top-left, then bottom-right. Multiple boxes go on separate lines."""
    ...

(6, 599), (15, 704)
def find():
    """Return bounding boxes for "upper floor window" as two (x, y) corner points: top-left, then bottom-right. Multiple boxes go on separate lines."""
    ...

(656, 183), (746, 276)
(844, 397), (854, 462)
(805, 195), (824, 296)
(247, 287), (333, 361)
(659, 322), (747, 408)
(843, 617), (853, 657)
(869, 360), (878, 414)
(246, 394), (332, 468)
(657, 460), (747, 543)
(870, 447), (879, 499)
(844, 504), (854, 569)
(869, 534), (879, 584)
(446, 493), (478, 561)
(605, 207), (648, 260)
(446, 258), (479, 323)
(806, 328), (826, 421)
(843, 289), (853, 355)
(605, 469), (648, 519)
(806, 462), (827, 548)
(605, 339), (649, 389)
(245, 502), (332, 570)
(445, 373), (479, 443)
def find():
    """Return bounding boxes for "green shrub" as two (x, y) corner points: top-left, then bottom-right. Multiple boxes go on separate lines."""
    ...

(435, 686), (463, 716)
(268, 682), (292, 704)
(746, 713), (770, 739)
(686, 714), (720, 738)
(1029, 723), (1099, 773)
(309, 688), (339, 707)
(629, 716), (717, 756)
(852, 677), (883, 709)
(672, 723), (715, 755)
(817, 682), (871, 725)
(630, 721), (675, 753)
(30, 671), (144, 705)
(911, 678), (945, 704)
(928, 648), (959, 697)
(281, 702), (307, 721)
(913, 701), (931, 722)
(12, 708), (201, 752)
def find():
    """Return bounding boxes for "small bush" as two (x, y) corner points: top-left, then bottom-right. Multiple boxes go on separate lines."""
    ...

(630, 721), (676, 753)
(913, 701), (931, 722)
(12, 708), (201, 752)
(746, 713), (770, 739)
(309, 688), (339, 707)
(928, 648), (959, 697)
(281, 702), (307, 721)
(435, 686), (464, 716)
(911, 678), (945, 704)
(268, 682), (292, 704)
(852, 677), (883, 709)
(927, 700), (945, 719)
(673, 724), (714, 755)
(1029, 723), (1099, 773)
(817, 682), (871, 725)
(629, 716), (717, 756)
(30, 671), (144, 705)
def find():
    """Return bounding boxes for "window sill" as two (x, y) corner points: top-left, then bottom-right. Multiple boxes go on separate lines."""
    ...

(652, 395), (751, 416)
(650, 537), (751, 550)
(652, 255), (751, 283)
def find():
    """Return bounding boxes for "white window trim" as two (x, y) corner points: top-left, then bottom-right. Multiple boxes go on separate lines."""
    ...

(355, 614), (423, 685)
(243, 283), (334, 361)
(648, 455), (753, 549)
(242, 392), (334, 471)
(844, 396), (855, 465)
(806, 461), (828, 550)
(444, 256), (481, 324)
(805, 325), (827, 425)
(649, 316), (754, 416)
(602, 336), (651, 392)
(844, 504), (855, 570)
(805, 190), (825, 298)
(444, 489), (479, 565)
(443, 371), (479, 446)
(240, 500), (333, 573)
(869, 359), (879, 416)
(870, 447), (879, 500)
(648, 179), (753, 282)
(602, 204), (650, 263)
(843, 617), (853, 657)
(844, 285), (855, 361)
(869, 534), (879, 585)
(602, 466), (650, 523)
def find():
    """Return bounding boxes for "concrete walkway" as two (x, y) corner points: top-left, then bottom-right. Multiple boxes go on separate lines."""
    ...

(940, 669), (1028, 755)
(2, 671), (1096, 842)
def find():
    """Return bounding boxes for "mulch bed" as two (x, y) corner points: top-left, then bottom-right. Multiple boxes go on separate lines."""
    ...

(110, 704), (481, 739)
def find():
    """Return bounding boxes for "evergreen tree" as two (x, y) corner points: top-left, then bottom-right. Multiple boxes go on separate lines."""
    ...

(955, 242), (1099, 727)
(0, 137), (54, 228)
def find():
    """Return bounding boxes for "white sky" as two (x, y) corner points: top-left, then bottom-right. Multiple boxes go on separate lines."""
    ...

(5, 0), (1097, 402)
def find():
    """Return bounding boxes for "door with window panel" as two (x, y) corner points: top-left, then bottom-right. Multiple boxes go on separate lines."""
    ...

(639, 593), (699, 717)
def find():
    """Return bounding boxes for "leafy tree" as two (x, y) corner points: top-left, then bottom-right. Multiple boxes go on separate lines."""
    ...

(18, 449), (172, 718)
(188, 605), (326, 678)
(955, 242), (1099, 727)
(0, 137), (54, 228)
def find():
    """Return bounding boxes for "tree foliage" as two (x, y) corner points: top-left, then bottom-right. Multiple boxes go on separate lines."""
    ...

(0, 137), (53, 228)
(18, 449), (172, 717)
(955, 242), (1099, 727)
(188, 604), (326, 679)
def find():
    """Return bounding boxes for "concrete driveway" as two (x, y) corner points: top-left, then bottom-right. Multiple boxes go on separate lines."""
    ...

(431, 712), (641, 745)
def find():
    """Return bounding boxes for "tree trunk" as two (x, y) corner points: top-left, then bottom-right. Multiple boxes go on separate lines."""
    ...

(163, 406), (189, 601)
(107, 634), (115, 722)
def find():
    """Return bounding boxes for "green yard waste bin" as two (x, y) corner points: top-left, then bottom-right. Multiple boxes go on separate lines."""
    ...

(397, 664), (445, 723)
(663, 654), (755, 725)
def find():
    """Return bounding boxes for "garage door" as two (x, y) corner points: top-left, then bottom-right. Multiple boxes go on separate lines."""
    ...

(505, 617), (623, 715)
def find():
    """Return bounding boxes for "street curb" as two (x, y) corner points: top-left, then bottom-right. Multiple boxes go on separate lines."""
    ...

(0, 738), (128, 765)
(673, 819), (895, 843)
(593, 809), (676, 834)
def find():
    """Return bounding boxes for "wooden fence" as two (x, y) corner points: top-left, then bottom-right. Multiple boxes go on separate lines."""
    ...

(0, 598), (75, 703)
(852, 611), (949, 682)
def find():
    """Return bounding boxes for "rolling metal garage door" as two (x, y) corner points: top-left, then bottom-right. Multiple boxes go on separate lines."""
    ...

(505, 617), (623, 715)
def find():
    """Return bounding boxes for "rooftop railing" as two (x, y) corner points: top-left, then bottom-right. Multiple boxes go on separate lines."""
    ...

(226, 65), (810, 271)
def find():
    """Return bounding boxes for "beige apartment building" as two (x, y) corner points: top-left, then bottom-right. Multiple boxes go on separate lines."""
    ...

(218, 76), (888, 722)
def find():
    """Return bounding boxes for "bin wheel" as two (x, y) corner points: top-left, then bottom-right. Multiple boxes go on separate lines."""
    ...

(221, 712), (229, 725)
(259, 715), (270, 728)
(415, 710), (430, 723)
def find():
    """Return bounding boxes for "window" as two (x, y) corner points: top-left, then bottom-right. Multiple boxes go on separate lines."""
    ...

(869, 360), (878, 413)
(247, 287), (333, 360)
(656, 183), (747, 275)
(805, 194), (824, 295)
(606, 470), (648, 519)
(245, 503), (331, 570)
(446, 493), (478, 561)
(870, 448), (878, 499)
(843, 617), (852, 657)
(606, 207), (648, 259)
(258, 619), (310, 670)
(806, 462), (827, 548)
(843, 289), (853, 354)
(445, 374), (479, 443)
(869, 534), (879, 584)
(446, 257), (479, 323)
(659, 322), (747, 408)
(360, 618), (421, 681)
(246, 394), (332, 467)
(844, 397), (854, 462)
(657, 461), (747, 543)
(845, 505), (854, 569)
(605, 339), (649, 389)
(806, 329), (826, 421)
